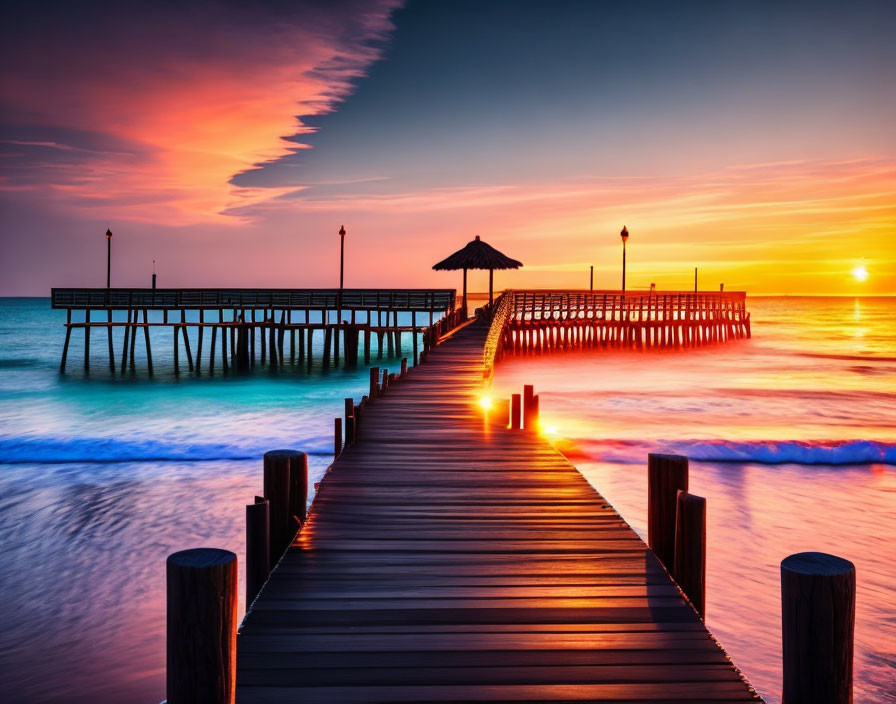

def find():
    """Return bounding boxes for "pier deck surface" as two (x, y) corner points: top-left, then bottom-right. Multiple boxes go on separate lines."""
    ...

(237, 322), (759, 703)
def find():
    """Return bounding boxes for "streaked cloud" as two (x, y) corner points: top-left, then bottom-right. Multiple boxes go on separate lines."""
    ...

(0, 1), (401, 223)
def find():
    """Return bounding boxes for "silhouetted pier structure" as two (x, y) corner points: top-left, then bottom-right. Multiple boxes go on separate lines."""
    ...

(51, 288), (459, 374)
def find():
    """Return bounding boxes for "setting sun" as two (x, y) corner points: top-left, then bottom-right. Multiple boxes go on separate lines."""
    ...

(852, 265), (870, 282)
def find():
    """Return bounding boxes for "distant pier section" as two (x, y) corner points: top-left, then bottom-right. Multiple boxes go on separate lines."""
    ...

(484, 289), (750, 377)
(51, 287), (460, 374)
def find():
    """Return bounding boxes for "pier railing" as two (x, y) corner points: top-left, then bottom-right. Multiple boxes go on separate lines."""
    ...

(482, 291), (513, 380)
(482, 289), (750, 379)
(509, 289), (747, 321)
(51, 287), (458, 374)
(51, 287), (455, 312)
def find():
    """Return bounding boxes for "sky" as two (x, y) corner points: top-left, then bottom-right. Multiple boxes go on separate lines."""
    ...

(1, 0), (894, 295)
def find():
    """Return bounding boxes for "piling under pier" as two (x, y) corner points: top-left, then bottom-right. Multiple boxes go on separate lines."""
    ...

(50, 288), (458, 374)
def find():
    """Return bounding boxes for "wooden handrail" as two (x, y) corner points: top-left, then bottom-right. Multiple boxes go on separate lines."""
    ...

(50, 287), (456, 312)
(481, 292), (513, 382)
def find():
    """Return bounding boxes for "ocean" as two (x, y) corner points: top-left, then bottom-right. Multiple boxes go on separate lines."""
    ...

(0, 296), (894, 702)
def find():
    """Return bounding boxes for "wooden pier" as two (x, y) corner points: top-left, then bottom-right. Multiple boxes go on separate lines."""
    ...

(502, 290), (750, 357)
(235, 316), (760, 703)
(50, 288), (457, 373)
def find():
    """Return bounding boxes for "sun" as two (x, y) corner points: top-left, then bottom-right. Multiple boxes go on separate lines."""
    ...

(852, 265), (869, 282)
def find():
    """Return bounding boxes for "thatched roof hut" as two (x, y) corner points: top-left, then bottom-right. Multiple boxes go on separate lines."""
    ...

(433, 235), (523, 308)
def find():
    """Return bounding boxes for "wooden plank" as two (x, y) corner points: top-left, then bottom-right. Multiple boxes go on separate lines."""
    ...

(237, 321), (759, 702)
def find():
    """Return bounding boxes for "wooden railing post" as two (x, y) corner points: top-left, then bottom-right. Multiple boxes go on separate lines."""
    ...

(511, 393), (522, 430)
(344, 398), (356, 445)
(369, 366), (380, 399)
(263, 450), (305, 561)
(289, 452), (308, 527)
(781, 552), (855, 704)
(334, 417), (342, 457)
(647, 453), (688, 570)
(673, 490), (706, 616)
(522, 384), (535, 430)
(167, 548), (237, 704)
(246, 496), (270, 605)
(493, 397), (510, 429)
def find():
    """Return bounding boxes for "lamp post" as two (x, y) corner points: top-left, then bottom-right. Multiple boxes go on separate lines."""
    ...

(106, 229), (112, 289)
(620, 226), (629, 293)
(338, 225), (346, 324)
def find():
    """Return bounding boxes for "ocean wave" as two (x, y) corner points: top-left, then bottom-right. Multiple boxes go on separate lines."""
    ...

(0, 436), (332, 464)
(3, 435), (893, 467)
(797, 352), (896, 363)
(567, 438), (896, 466)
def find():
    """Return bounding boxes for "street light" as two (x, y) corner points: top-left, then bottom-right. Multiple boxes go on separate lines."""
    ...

(105, 228), (112, 289)
(338, 225), (346, 323)
(620, 226), (629, 293)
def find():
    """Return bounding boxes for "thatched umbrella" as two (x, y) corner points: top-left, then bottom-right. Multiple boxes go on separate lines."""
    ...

(432, 235), (523, 309)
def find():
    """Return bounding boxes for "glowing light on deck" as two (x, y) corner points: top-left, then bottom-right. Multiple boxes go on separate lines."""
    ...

(478, 395), (493, 411)
(852, 265), (869, 282)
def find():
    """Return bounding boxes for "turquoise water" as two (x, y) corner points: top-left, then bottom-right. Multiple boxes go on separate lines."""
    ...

(0, 298), (419, 703)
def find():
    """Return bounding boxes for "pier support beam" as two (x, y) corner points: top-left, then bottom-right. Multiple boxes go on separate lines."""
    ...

(60, 310), (72, 373)
(107, 309), (115, 372)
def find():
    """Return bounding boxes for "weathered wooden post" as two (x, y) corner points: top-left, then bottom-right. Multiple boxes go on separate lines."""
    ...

(493, 398), (510, 428)
(673, 490), (706, 617)
(263, 450), (300, 560)
(352, 402), (362, 440)
(382, 368), (389, 392)
(647, 453), (688, 571)
(334, 417), (342, 457)
(781, 552), (855, 704)
(344, 398), (356, 445)
(522, 384), (535, 430)
(166, 548), (237, 704)
(246, 496), (270, 606)
(400, 357), (408, 377)
(511, 393), (522, 430)
(369, 366), (380, 399)
(288, 452), (308, 528)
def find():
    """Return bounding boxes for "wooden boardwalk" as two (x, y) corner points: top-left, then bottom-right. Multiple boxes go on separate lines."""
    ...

(237, 321), (759, 703)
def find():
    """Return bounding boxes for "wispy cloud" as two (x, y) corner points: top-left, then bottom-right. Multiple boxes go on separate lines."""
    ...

(0, 1), (401, 224)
